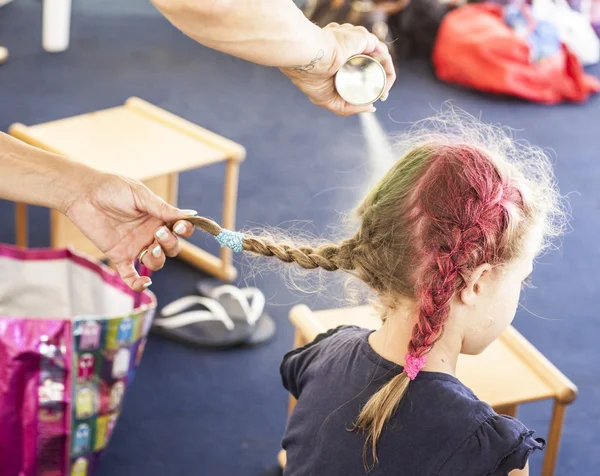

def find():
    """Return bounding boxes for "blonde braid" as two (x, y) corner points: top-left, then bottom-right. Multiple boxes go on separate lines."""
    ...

(179, 216), (357, 272)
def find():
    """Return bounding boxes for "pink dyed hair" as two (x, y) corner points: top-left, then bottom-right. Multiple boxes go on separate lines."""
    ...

(405, 145), (527, 374)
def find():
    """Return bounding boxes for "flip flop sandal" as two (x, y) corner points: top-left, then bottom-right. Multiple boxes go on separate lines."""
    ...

(151, 295), (254, 349)
(196, 280), (276, 347)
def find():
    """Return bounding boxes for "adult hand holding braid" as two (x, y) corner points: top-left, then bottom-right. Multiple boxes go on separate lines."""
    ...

(0, 127), (344, 291)
(151, 0), (396, 115)
(0, 132), (195, 292)
(65, 174), (196, 291)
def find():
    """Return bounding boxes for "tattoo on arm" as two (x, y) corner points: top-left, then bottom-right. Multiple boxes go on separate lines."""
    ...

(290, 49), (325, 72)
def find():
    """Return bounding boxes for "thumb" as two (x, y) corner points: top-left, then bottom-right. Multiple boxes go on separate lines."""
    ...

(136, 185), (197, 224)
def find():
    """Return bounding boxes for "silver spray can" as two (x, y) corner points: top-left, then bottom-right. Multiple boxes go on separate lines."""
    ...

(334, 54), (387, 106)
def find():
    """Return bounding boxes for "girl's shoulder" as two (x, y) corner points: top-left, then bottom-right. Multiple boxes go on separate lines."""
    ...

(279, 325), (367, 398)
(434, 410), (546, 476)
(391, 375), (545, 475)
(282, 324), (365, 367)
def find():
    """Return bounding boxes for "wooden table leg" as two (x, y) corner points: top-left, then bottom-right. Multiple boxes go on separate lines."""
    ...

(494, 404), (518, 418)
(168, 172), (179, 206)
(220, 158), (240, 276)
(175, 161), (240, 282)
(178, 240), (238, 281)
(15, 202), (28, 247)
(541, 400), (567, 476)
(278, 449), (287, 468)
(0, 46), (8, 65)
(293, 329), (306, 352)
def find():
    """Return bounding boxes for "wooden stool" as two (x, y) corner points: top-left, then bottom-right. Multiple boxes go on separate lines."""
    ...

(0, 46), (8, 65)
(280, 305), (577, 476)
(9, 97), (245, 281)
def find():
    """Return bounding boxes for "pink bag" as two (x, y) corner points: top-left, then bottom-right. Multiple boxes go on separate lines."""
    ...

(0, 245), (156, 476)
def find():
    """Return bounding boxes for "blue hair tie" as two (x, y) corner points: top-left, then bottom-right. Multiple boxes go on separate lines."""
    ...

(215, 229), (245, 253)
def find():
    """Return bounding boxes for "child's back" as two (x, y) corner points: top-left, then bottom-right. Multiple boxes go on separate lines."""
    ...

(281, 326), (544, 476)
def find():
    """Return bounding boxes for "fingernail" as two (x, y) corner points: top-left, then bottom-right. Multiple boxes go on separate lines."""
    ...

(152, 245), (162, 258)
(156, 227), (168, 241)
(381, 93), (388, 102)
(371, 107), (377, 113)
(181, 209), (198, 216)
(143, 280), (152, 288)
(174, 223), (186, 235)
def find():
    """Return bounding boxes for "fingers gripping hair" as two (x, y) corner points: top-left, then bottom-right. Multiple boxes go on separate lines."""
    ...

(183, 216), (224, 236)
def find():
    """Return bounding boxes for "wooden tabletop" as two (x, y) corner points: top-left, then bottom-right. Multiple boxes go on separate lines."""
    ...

(8, 97), (246, 181)
(290, 305), (577, 408)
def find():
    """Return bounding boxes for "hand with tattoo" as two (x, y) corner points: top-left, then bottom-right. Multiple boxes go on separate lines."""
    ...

(279, 23), (396, 116)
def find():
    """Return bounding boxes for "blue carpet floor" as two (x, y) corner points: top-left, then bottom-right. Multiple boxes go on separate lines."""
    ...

(1, 2), (599, 475)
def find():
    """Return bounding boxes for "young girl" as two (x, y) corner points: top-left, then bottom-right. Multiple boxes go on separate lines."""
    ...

(185, 115), (565, 475)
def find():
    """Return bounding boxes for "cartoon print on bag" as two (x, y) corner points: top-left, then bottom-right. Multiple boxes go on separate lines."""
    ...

(71, 457), (88, 476)
(77, 354), (96, 382)
(117, 317), (133, 344)
(112, 348), (131, 379)
(79, 321), (101, 350)
(109, 381), (125, 411)
(75, 386), (95, 420)
(73, 423), (90, 454)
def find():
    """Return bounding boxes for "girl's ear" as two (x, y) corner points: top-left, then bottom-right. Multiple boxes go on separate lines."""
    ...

(459, 263), (492, 306)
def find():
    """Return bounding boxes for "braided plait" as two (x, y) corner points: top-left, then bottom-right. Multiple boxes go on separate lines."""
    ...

(242, 236), (357, 271)
(182, 216), (357, 271)
(406, 162), (512, 370)
(408, 224), (478, 360)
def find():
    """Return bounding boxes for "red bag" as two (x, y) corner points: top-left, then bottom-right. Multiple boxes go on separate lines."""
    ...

(432, 3), (600, 103)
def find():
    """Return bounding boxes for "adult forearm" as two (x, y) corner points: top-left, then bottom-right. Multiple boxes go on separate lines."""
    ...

(0, 132), (95, 213)
(151, 0), (335, 70)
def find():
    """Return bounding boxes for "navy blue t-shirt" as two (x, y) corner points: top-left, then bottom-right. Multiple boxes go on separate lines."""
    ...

(280, 326), (545, 476)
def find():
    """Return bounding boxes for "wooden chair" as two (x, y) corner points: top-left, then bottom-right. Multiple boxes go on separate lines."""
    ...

(280, 304), (577, 476)
(9, 97), (245, 282)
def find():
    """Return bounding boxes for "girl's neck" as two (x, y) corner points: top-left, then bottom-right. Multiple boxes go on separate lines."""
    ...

(368, 303), (462, 377)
